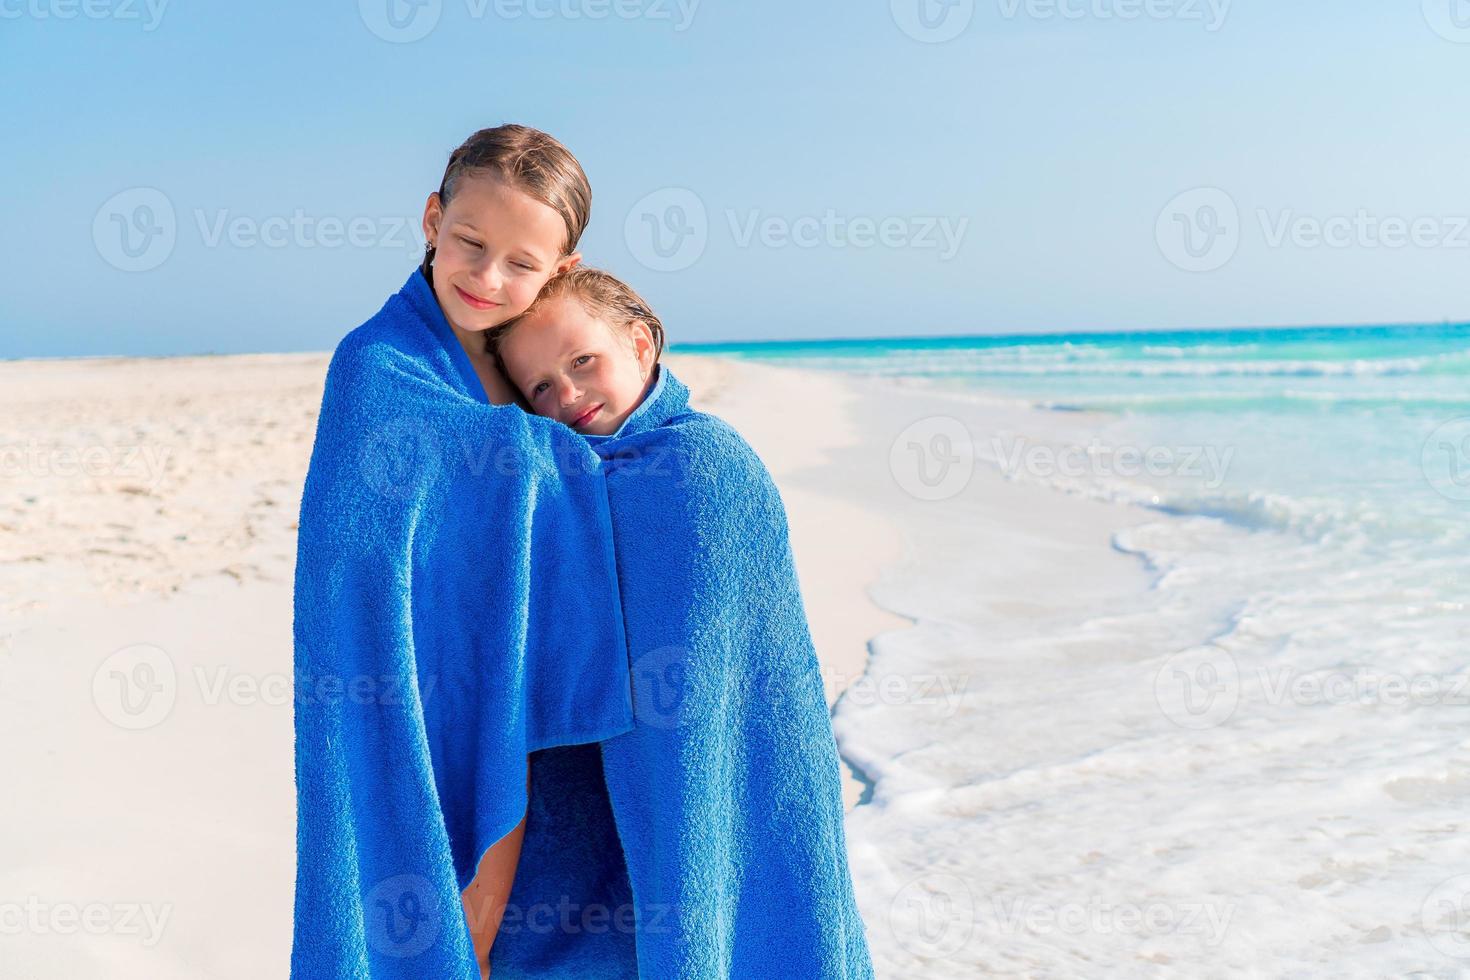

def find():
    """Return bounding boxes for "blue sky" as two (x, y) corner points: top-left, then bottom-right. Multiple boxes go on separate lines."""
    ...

(4, 0), (1469, 357)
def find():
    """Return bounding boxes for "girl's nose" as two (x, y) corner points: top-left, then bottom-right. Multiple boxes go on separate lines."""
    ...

(473, 257), (504, 292)
(556, 376), (581, 406)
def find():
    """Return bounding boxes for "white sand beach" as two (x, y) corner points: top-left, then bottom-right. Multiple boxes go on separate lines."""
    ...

(0, 351), (1155, 977)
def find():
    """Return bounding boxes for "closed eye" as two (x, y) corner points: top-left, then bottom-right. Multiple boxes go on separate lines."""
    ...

(458, 235), (481, 250)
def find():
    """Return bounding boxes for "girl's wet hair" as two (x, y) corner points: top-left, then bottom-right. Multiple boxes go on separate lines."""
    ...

(487, 266), (666, 380)
(422, 124), (592, 275)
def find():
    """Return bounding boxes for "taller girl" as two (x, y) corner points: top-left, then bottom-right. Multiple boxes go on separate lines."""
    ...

(420, 124), (587, 403)
(418, 126), (600, 975)
(290, 125), (634, 980)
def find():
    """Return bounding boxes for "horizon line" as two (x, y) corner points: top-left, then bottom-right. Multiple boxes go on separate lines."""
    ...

(672, 317), (1470, 351)
(3, 316), (1468, 364)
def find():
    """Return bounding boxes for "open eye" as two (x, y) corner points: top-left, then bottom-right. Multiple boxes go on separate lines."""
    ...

(530, 381), (548, 398)
(573, 354), (593, 368)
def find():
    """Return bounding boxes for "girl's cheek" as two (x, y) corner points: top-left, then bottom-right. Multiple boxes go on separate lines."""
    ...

(512, 279), (538, 308)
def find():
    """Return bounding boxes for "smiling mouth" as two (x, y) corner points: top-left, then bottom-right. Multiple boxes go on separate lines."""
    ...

(454, 284), (499, 310)
(570, 404), (603, 428)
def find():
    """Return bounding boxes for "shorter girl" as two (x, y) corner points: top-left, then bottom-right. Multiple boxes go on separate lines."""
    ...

(480, 267), (876, 978)
(487, 267), (666, 435)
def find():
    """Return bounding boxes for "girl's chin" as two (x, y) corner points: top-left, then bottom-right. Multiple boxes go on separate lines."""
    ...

(582, 412), (624, 436)
(448, 307), (506, 332)
(456, 301), (501, 320)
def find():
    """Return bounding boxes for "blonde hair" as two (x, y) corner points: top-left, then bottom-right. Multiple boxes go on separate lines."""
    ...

(487, 267), (666, 380)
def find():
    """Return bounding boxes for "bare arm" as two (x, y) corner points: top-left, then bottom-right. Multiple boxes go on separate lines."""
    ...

(461, 760), (532, 978)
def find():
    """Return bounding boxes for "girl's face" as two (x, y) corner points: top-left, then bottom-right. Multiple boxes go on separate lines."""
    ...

(497, 294), (657, 436)
(421, 175), (582, 333)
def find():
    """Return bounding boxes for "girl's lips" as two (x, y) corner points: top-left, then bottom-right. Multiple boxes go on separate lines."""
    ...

(454, 284), (500, 310)
(571, 404), (603, 428)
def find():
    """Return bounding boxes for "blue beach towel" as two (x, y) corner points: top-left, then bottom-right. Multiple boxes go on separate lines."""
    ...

(292, 268), (873, 978)
(290, 268), (635, 978)
(489, 363), (876, 978)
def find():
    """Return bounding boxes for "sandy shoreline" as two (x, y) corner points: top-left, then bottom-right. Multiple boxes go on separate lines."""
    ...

(0, 349), (930, 976)
(0, 349), (1161, 976)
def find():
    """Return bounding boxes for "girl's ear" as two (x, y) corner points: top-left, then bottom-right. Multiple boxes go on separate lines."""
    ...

(421, 192), (443, 245)
(554, 251), (583, 276)
(631, 320), (657, 374)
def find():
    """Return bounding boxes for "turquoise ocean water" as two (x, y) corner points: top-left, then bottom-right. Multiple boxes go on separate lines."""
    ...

(683, 323), (1470, 973)
(682, 322), (1470, 551)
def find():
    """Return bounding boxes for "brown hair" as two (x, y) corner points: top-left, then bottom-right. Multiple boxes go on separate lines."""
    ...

(487, 266), (666, 381)
(422, 124), (592, 275)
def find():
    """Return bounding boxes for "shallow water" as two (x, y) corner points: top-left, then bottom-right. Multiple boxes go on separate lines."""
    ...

(696, 324), (1470, 977)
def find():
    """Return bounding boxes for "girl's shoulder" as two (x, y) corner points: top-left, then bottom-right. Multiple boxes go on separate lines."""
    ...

(654, 409), (777, 487)
(332, 292), (411, 365)
(326, 292), (446, 392)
